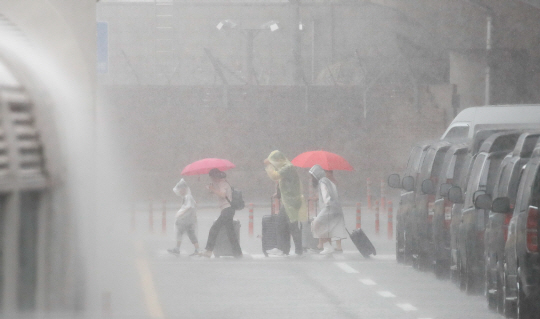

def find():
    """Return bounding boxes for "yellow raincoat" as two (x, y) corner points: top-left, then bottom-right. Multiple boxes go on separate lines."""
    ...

(265, 150), (308, 222)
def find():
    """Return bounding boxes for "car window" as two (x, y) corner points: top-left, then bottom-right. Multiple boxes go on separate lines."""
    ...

(486, 155), (504, 195)
(406, 146), (423, 175)
(520, 163), (537, 212)
(528, 165), (540, 209)
(465, 153), (488, 207)
(495, 161), (513, 198)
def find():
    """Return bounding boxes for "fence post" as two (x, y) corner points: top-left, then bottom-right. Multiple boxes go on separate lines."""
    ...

(249, 203), (254, 238)
(356, 202), (362, 229)
(375, 200), (380, 235)
(388, 200), (393, 239)
(162, 200), (167, 234)
(367, 178), (372, 211)
(149, 201), (154, 233)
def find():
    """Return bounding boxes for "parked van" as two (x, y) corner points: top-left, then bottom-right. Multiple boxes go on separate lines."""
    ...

(448, 131), (522, 294)
(492, 141), (540, 318)
(478, 131), (540, 312)
(441, 105), (540, 140)
(388, 141), (433, 264)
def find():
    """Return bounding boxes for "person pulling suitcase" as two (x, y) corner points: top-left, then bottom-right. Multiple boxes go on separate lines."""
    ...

(264, 150), (308, 257)
(199, 168), (243, 258)
(309, 164), (347, 255)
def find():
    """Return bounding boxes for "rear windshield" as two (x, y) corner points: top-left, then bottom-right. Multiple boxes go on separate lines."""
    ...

(443, 125), (469, 139)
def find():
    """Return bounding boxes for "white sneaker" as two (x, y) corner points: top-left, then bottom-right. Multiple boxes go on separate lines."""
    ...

(319, 243), (335, 255)
(266, 248), (283, 255)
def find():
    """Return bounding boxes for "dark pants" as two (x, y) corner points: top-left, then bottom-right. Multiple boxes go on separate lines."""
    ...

(277, 206), (303, 255)
(205, 207), (242, 257)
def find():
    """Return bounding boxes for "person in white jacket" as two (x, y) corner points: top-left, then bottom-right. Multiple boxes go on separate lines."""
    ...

(168, 178), (200, 256)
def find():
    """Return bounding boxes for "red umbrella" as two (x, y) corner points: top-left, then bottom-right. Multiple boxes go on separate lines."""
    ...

(181, 158), (236, 176)
(291, 150), (354, 171)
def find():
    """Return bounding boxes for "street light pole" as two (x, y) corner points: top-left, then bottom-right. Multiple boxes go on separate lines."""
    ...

(245, 29), (257, 85)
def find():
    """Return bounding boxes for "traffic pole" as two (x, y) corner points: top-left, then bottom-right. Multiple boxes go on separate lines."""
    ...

(162, 200), (167, 234)
(375, 200), (380, 235)
(367, 178), (372, 211)
(380, 179), (386, 213)
(387, 200), (393, 240)
(356, 202), (362, 229)
(249, 203), (254, 238)
(149, 201), (154, 233)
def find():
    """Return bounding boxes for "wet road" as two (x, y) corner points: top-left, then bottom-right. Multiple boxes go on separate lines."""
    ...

(97, 204), (503, 319)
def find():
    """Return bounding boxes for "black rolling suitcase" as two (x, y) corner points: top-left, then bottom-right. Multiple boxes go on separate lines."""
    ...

(213, 219), (241, 258)
(262, 214), (278, 256)
(302, 218), (319, 250)
(347, 228), (376, 258)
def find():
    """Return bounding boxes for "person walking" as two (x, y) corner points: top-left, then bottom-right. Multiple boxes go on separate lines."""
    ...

(264, 150), (307, 257)
(168, 178), (200, 256)
(309, 164), (347, 255)
(199, 168), (242, 258)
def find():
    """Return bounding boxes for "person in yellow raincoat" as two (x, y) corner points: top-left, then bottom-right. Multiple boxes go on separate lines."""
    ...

(264, 150), (308, 257)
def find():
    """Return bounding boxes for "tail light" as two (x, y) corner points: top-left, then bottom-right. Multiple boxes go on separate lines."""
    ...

(526, 206), (538, 253)
(444, 206), (452, 228)
(503, 213), (512, 241)
(428, 201), (434, 222)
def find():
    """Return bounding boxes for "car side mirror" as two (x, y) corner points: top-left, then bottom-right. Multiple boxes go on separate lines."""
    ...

(492, 197), (511, 214)
(440, 183), (452, 198)
(388, 174), (401, 189)
(448, 186), (464, 204)
(421, 179), (435, 195)
(402, 176), (415, 192)
(474, 194), (492, 210)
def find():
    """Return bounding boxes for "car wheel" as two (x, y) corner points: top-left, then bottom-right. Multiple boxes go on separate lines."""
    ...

(503, 263), (517, 319)
(516, 279), (532, 319)
(496, 264), (504, 314)
(434, 259), (449, 279)
(486, 265), (497, 310)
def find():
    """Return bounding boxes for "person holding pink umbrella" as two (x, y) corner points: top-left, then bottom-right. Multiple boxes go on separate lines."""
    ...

(199, 168), (243, 258)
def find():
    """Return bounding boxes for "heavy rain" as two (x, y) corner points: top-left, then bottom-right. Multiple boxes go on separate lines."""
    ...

(1, 0), (540, 318)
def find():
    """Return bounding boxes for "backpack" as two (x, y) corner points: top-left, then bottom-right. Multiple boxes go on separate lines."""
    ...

(227, 186), (245, 210)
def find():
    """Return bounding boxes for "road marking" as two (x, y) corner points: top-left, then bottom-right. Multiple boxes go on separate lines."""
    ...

(359, 278), (377, 285)
(396, 303), (418, 311)
(377, 291), (396, 298)
(135, 241), (165, 319)
(334, 262), (359, 273)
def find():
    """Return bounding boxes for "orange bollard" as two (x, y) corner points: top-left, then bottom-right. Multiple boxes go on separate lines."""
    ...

(356, 202), (362, 229)
(387, 200), (393, 239)
(162, 200), (167, 234)
(375, 200), (380, 235)
(149, 201), (154, 233)
(367, 178), (372, 211)
(249, 203), (254, 238)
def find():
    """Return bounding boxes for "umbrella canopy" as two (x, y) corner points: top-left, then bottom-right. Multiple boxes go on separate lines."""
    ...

(291, 150), (354, 171)
(181, 158), (236, 176)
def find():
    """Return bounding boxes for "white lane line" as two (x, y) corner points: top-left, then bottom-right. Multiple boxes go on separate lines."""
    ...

(377, 291), (396, 298)
(334, 262), (359, 273)
(396, 303), (418, 311)
(359, 278), (377, 285)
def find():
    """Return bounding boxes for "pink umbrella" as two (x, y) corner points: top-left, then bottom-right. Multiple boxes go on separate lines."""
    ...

(181, 158), (236, 176)
(291, 150), (354, 171)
